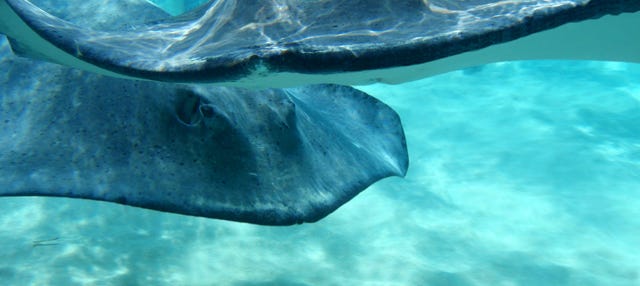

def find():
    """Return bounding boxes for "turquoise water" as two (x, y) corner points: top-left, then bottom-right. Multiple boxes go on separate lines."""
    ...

(146, 0), (208, 15)
(1, 59), (639, 285)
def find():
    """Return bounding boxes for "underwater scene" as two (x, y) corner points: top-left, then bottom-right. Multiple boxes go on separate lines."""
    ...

(1, 0), (640, 285)
(2, 47), (640, 286)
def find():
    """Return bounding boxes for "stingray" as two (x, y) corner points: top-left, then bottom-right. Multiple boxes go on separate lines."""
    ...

(0, 0), (639, 88)
(0, 37), (407, 225)
(0, 1), (409, 225)
(0, 0), (638, 225)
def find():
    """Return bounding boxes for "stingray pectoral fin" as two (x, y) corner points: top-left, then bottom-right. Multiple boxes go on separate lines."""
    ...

(3, 0), (639, 87)
(0, 0), (135, 80)
(0, 73), (407, 224)
(176, 84), (409, 224)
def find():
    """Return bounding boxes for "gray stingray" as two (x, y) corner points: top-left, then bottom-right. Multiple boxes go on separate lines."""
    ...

(0, 0), (408, 225)
(0, 0), (638, 225)
(0, 36), (407, 225)
(1, 0), (639, 88)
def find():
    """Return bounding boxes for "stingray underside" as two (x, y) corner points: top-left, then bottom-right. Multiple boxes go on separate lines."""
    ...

(2, 0), (640, 84)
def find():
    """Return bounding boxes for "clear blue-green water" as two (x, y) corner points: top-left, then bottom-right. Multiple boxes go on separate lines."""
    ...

(1, 59), (639, 285)
(146, 0), (208, 15)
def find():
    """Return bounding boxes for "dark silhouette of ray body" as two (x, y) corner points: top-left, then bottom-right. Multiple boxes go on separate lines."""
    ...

(1, 0), (639, 87)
